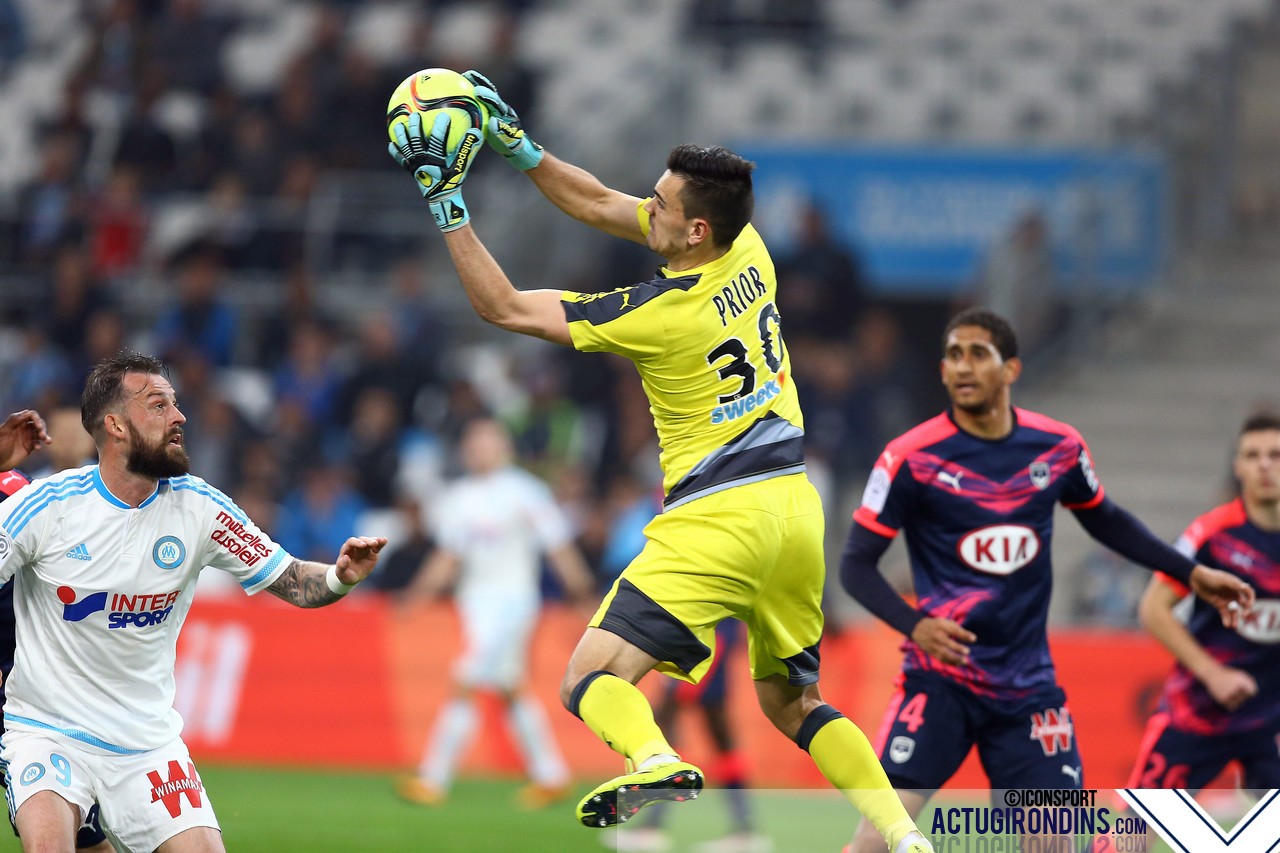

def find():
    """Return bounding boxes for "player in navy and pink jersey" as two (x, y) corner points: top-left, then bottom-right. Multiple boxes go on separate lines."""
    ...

(1128, 411), (1280, 791)
(842, 309), (1253, 853)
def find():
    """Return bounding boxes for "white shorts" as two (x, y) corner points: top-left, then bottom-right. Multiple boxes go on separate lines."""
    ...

(456, 593), (540, 690)
(1, 729), (220, 853)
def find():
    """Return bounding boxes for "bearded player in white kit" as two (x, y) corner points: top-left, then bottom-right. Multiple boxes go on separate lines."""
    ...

(0, 353), (387, 853)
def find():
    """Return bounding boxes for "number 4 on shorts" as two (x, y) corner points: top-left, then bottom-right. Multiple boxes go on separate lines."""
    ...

(897, 694), (927, 734)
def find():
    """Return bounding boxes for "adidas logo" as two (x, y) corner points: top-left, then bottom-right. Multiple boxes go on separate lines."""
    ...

(66, 543), (92, 561)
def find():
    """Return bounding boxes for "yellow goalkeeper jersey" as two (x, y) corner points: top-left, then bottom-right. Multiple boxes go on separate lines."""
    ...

(563, 203), (806, 509)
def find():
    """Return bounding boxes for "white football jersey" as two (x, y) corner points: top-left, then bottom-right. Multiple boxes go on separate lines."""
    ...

(432, 467), (571, 603)
(0, 465), (291, 752)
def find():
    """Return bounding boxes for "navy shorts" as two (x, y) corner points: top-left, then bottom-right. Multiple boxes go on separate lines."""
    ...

(1128, 712), (1280, 790)
(874, 672), (1084, 791)
(663, 619), (741, 706)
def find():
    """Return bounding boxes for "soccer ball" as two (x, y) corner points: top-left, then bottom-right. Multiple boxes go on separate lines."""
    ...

(385, 68), (488, 153)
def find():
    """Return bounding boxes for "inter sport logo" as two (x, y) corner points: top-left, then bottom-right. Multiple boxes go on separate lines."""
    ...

(58, 586), (181, 628)
(58, 586), (108, 622)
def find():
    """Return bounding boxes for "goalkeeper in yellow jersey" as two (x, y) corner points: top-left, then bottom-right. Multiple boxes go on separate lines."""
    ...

(388, 72), (932, 853)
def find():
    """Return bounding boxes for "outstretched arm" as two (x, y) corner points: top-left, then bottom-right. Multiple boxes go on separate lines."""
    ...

(839, 523), (975, 665)
(0, 410), (51, 471)
(388, 111), (576, 344)
(265, 535), (387, 608)
(441, 225), (573, 345)
(525, 153), (647, 244)
(1138, 576), (1257, 710)
(1074, 497), (1254, 625)
(461, 70), (646, 243)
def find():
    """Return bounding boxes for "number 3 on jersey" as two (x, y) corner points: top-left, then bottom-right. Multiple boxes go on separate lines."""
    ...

(706, 301), (784, 410)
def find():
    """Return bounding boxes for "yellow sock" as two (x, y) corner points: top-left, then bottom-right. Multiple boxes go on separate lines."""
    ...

(575, 673), (675, 768)
(804, 710), (918, 849)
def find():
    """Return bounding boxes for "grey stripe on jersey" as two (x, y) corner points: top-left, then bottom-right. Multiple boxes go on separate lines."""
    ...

(664, 412), (806, 510)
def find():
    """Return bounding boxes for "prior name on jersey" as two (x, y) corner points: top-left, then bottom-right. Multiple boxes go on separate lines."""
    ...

(561, 202), (806, 510)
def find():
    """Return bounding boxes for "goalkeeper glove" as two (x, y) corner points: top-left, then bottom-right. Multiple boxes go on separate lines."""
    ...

(463, 70), (544, 171)
(388, 111), (481, 231)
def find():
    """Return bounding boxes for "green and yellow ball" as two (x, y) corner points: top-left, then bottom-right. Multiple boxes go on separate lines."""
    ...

(386, 68), (489, 153)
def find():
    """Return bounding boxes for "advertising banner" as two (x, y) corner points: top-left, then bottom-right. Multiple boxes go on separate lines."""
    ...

(738, 144), (1167, 295)
(178, 598), (1184, 790)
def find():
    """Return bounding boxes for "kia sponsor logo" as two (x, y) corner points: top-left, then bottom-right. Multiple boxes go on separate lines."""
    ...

(1238, 600), (1280, 644)
(957, 524), (1040, 575)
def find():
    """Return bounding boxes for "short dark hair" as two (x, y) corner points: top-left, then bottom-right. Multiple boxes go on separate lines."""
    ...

(666, 144), (755, 249)
(81, 352), (168, 440)
(942, 308), (1019, 361)
(1240, 409), (1280, 437)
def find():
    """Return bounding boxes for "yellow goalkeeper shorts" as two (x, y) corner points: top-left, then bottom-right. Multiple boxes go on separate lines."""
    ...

(589, 473), (826, 685)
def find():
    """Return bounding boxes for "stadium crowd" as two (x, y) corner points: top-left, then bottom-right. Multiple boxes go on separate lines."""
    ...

(0, 0), (951, 610)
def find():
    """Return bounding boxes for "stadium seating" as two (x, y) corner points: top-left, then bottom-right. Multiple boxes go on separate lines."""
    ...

(562, 0), (1275, 145)
(220, 3), (318, 96)
(0, 0), (87, 193)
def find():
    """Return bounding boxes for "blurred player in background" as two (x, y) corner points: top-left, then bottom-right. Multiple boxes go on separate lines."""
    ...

(1127, 410), (1280, 791)
(388, 73), (931, 853)
(26, 405), (97, 478)
(841, 308), (1254, 853)
(396, 416), (595, 811)
(0, 353), (387, 853)
(0, 411), (110, 850)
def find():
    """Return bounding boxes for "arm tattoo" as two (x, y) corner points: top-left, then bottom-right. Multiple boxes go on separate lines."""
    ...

(265, 559), (342, 608)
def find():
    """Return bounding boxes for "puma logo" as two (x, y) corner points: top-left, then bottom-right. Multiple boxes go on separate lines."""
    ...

(619, 291), (635, 312)
(938, 470), (964, 492)
(1062, 765), (1082, 785)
